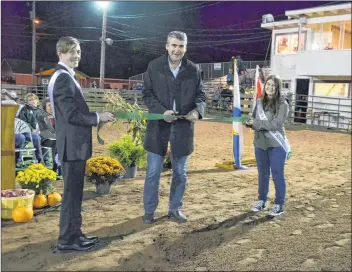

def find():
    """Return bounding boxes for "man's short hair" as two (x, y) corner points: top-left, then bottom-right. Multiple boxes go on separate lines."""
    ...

(167, 31), (187, 45)
(56, 36), (80, 54)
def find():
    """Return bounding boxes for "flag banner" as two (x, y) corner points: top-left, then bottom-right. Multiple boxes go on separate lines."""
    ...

(232, 60), (244, 169)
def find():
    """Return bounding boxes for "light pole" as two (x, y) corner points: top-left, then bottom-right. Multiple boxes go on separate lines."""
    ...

(30, 1), (36, 86)
(97, 1), (109, 90)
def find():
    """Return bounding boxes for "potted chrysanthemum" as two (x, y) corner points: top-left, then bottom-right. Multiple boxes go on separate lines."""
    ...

(15, 163), (56, 195)
(85, 156), (125, 194)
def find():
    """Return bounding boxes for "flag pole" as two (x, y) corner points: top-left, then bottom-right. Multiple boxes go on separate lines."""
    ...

(232, 57), (247, 170)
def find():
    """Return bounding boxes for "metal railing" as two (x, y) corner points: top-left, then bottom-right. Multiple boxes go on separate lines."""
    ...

(198, 60), (270, 81)
(129, 60), (270, 82)
(1, 84), (49, 100)
(3, 84), (350, 132)
(289, 94), (352, 131)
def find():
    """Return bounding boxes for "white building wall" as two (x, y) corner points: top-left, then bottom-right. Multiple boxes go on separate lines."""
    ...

(270, 27), (313, 90)
(295, 50), (351, 76)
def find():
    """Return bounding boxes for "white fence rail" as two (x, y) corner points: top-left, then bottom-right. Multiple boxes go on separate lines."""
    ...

(2, 84), (351, 132)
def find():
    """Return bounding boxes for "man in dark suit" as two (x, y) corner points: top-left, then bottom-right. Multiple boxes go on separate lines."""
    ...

(48, 36), (114, 252)
(142, 31), (206, 224)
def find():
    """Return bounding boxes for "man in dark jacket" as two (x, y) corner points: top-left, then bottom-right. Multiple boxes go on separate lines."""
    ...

(142, 31), (206, 224)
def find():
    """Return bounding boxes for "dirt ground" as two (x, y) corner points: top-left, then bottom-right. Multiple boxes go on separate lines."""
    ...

(1, 121), (351, 271)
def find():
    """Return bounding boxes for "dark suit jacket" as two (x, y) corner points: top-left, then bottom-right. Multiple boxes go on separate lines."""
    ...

(142, 54), (206, 157)
(51, 64), (98, 162)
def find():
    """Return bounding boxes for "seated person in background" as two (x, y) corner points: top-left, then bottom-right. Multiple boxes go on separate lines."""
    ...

(227, 69), (234, 85)
(18, 93), (43, 164)
(15, 133), (26, 168)
(38, 98), (60, 172)
(221, 87), (233, 100)
(325, 42), (333, 50)
(38, 98), (56, 139)
(212, 88), (221, 107)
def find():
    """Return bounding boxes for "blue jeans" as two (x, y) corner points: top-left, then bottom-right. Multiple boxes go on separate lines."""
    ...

(255, 146), (286, 205)
(143, 151), (188, 215)
(22, 132), (43, 163)
(15, 133), (26, 162)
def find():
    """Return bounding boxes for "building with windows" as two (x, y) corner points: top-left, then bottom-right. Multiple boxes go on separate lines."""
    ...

(261, 3), (351, 129)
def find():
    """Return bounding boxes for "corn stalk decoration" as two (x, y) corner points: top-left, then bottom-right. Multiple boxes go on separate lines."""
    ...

(104, 91), (146, 145)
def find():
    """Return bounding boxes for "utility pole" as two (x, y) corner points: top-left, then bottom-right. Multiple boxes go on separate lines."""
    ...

(99, 8), (107, 90)
(30, 1), (36, 86)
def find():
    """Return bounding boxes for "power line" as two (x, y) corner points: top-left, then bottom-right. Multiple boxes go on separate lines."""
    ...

(3, 15), (30, 20)
(42, 25), (101, 30)
(105, 25), (272, 45)
(108, 2), (222, 19)
(1, 33), (100, 43)
(107, 1), (342, 32)
(41, 2), (76, 17)
(107, 19), (269, 38)
(45, 10), (76, 25)
(2, 22), (28, 27)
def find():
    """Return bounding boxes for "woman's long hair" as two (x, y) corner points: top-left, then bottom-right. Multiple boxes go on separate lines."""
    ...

(261, 74), (282, 115)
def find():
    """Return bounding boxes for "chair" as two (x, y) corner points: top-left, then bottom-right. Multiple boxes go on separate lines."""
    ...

(41, 138), (55, 165)
(14, 118), (39, 162)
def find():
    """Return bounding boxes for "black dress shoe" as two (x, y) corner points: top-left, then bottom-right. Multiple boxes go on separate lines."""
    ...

(168, 210), (187, 222)
(79, 235), (99, 243)
(142, 214), (155, 224)
(57, 240), (95, 251)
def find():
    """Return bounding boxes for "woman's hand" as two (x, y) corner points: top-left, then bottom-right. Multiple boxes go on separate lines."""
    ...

(245, 117), (253, 128)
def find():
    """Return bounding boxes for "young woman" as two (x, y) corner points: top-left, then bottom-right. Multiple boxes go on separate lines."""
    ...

(246, 75), (290, 217)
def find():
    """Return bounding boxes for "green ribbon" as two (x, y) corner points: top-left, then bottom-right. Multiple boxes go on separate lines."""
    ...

(97, 111), (249, 145)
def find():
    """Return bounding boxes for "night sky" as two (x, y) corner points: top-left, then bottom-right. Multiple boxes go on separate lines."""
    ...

(2, 1), (333, 78)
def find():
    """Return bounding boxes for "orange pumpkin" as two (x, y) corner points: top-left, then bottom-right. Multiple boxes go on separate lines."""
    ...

(12, 202), (33, 223)
(47, 192), (62, 207)
(33, 191), (47, 209)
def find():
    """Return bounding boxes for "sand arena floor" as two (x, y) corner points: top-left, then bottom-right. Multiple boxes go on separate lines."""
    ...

(2, 121), (351, 271)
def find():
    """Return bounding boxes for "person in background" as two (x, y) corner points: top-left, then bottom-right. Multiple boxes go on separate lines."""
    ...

(227, 68), (234, 85)
(18, 93), (44, 164)
(325, 42), (333, 50)
(37, 97), (61, 174)
(14, 133), (26, 168)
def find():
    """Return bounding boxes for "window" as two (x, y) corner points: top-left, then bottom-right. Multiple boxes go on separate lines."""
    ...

(282, 80), (291, 90)
(314, 82), (351, 98)
(309, 20), (351, 50)
(275, 33), (306, 54)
